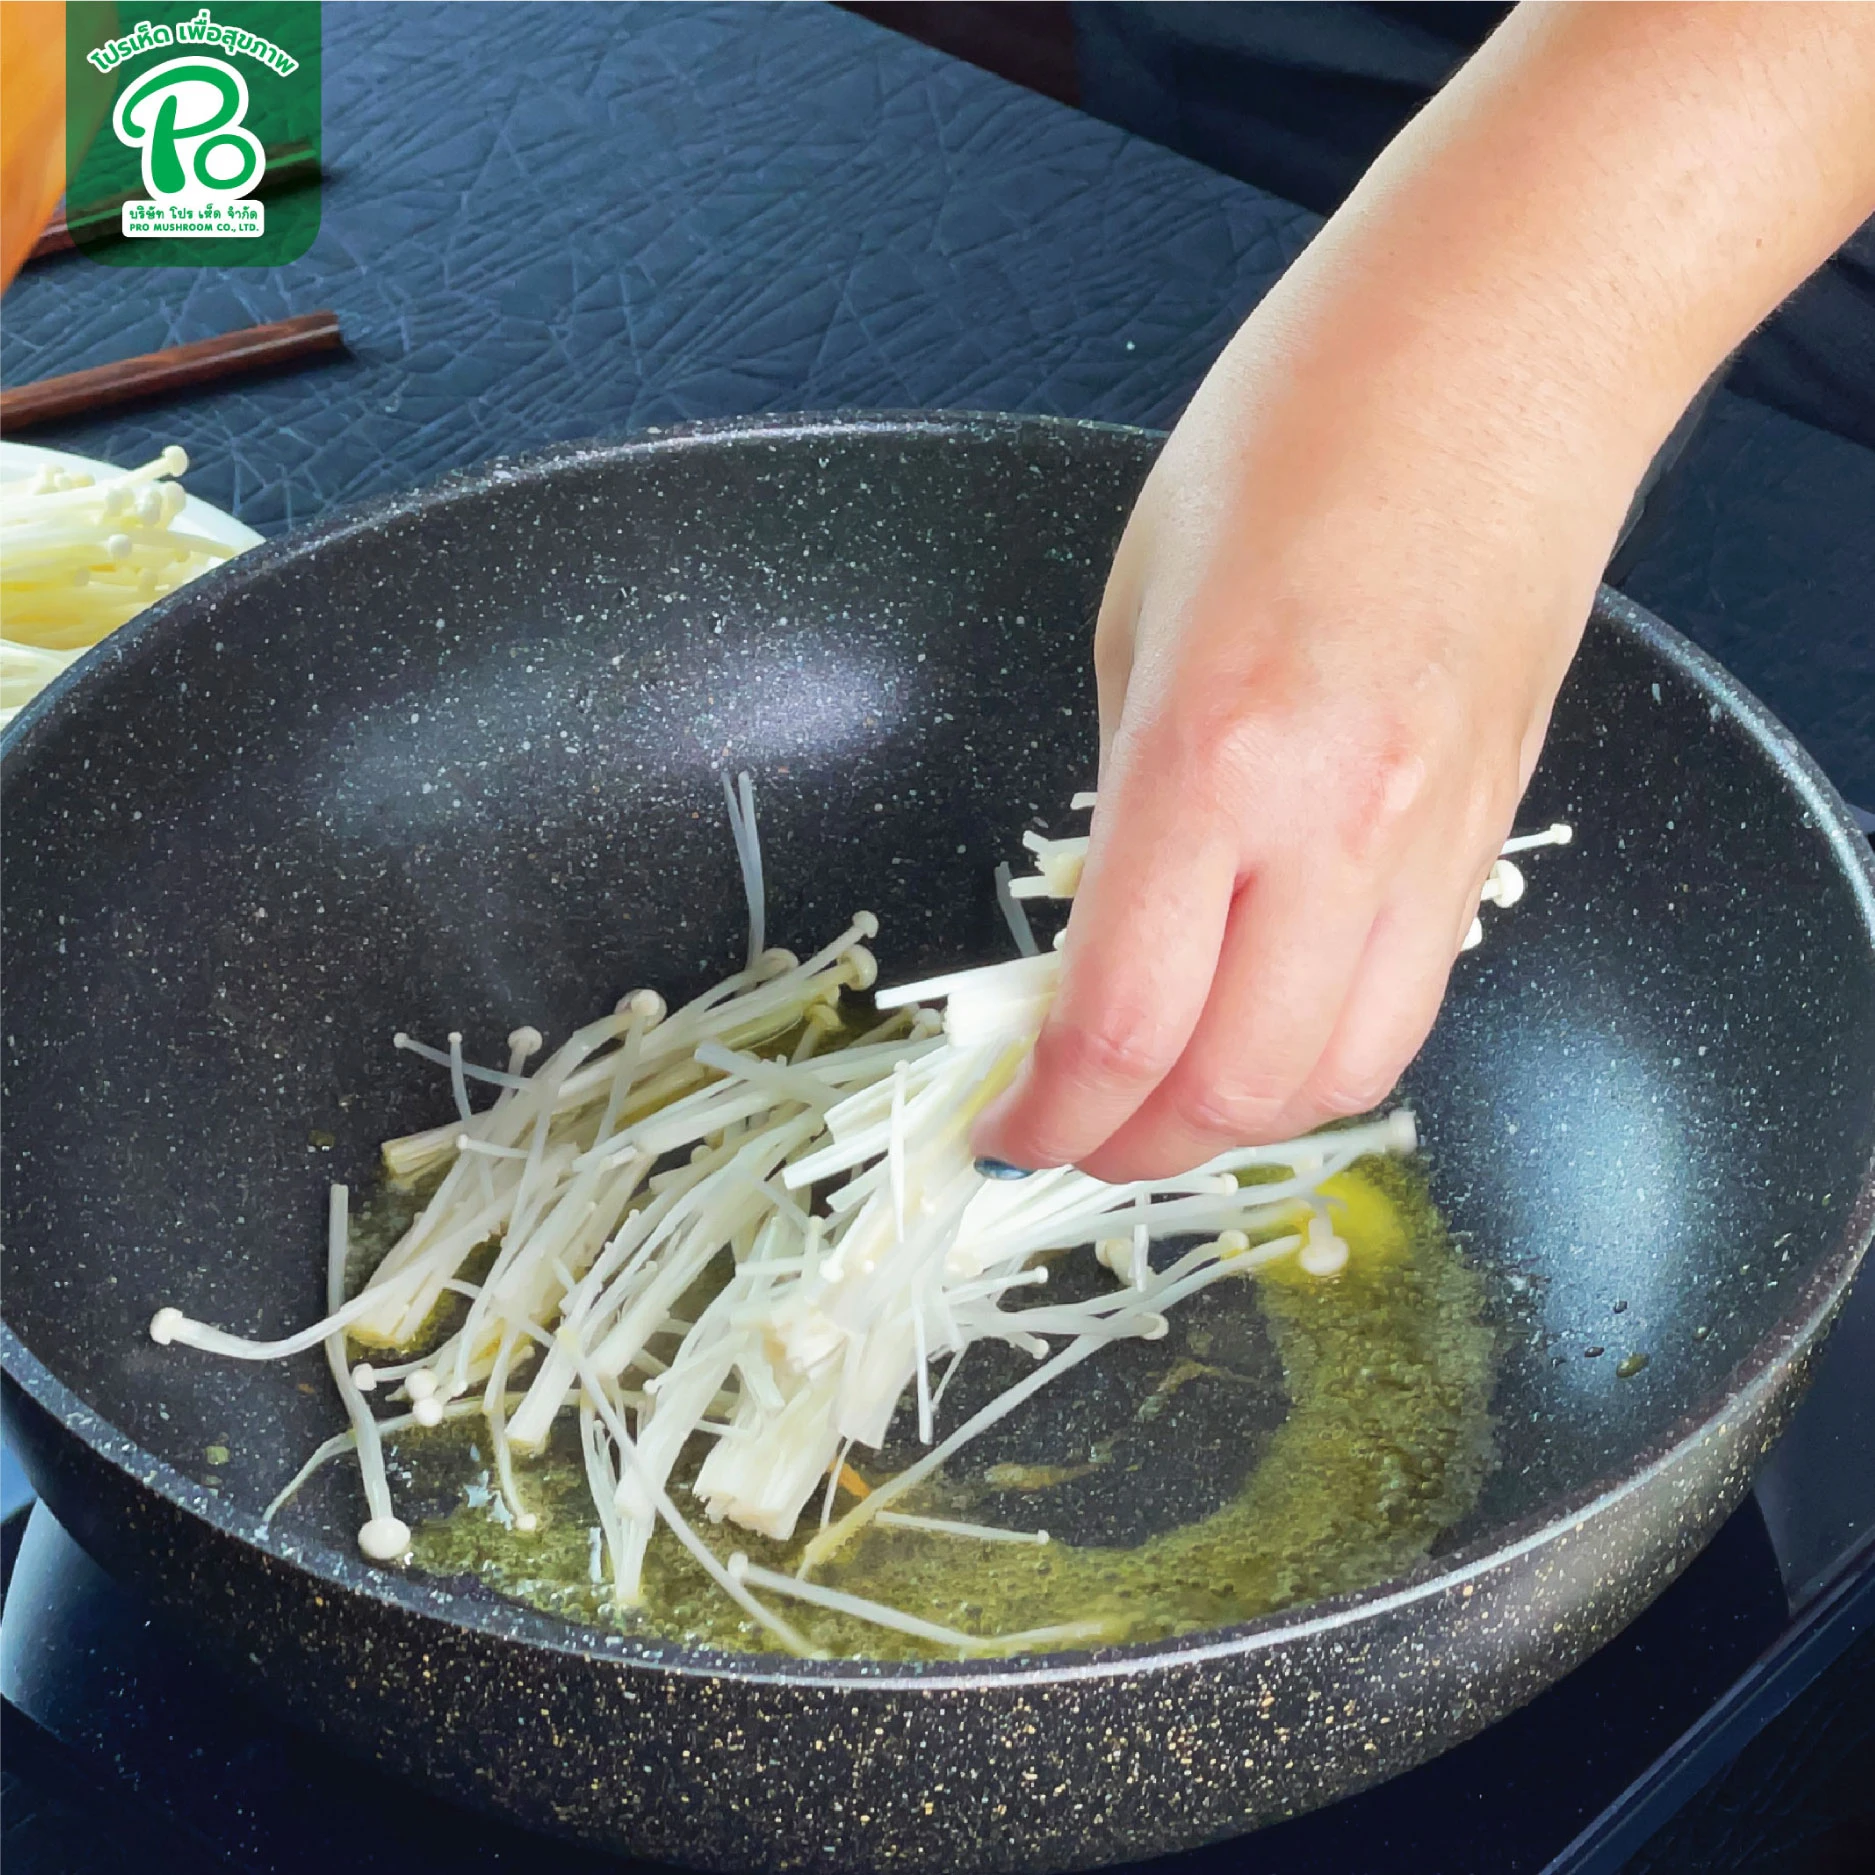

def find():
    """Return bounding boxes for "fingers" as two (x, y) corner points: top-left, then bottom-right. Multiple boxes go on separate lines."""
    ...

(978, 780), (1506, 1181)
(1076, 858), (1377, 1182)
(1265, 891), (1464, 1141)
(972, 747), (1240, 1172)
(1265, 808), (1511, 1137)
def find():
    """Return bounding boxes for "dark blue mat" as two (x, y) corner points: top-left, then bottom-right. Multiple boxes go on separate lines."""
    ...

(2, 0), (1314, 527)
(4, 3), (1867, 803)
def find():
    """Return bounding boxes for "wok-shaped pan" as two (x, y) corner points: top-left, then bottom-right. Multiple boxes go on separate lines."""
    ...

(4, 413), (1873, 1873)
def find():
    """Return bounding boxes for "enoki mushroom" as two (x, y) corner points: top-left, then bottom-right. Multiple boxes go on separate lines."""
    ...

(1, 446), (248, 727)
(150, 783), (1566, 1657)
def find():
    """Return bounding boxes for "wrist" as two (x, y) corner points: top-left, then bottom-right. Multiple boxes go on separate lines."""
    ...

(1249, 258), (1676, 503)
(1186, 267), (1659, 580)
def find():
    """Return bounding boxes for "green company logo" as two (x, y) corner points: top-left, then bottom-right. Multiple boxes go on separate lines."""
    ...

(66, 4), (321, 267)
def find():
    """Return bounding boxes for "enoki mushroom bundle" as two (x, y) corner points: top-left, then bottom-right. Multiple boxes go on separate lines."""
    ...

(151, 782), (1565, 1656)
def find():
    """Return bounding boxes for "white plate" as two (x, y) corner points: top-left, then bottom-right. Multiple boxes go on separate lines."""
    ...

(0, 441), (264, 728)
(0, 439), (264, 551)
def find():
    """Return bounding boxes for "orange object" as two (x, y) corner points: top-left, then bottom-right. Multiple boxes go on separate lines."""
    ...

(837, 1461), (872, 1499)
(0, 2), (69, 291)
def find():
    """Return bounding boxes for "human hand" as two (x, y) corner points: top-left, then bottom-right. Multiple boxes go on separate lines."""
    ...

(975, 312), (1635, 1182)
(973, 2), (1875, 1182)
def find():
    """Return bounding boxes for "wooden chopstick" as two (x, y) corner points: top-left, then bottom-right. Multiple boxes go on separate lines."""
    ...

(0, 311), (344, 434)
(26, 142), (320, 263)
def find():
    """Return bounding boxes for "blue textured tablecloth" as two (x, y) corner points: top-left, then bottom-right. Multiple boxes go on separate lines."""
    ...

(2, 0), (1869, 804)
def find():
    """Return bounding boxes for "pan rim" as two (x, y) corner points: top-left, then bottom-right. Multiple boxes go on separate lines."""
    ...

(4, 409), (1873, 1694)
(0, 411), (1154, 757)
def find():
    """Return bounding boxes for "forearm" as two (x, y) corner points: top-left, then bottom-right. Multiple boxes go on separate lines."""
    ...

(1210, 2), (1875, 498)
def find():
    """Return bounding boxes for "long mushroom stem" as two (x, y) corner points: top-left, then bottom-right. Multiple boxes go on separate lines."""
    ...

(149, 785), (1566, 1651)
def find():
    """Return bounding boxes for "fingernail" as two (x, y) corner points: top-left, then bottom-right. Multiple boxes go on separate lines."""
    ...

(974, 1156), (1035, 1181)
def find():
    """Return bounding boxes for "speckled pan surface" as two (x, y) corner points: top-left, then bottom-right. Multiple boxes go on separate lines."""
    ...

(4, 413), (1873, 1872)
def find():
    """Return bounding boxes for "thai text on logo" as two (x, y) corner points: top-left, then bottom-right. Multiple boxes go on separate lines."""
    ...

(86, 7), (299, 74)
(94, 10), (299, 238)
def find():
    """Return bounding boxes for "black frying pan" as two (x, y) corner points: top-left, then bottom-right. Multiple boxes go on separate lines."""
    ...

(4, 414), (1873, 1873)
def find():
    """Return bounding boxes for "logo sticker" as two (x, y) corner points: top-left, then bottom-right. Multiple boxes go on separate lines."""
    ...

(66, 5), (320, 266)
